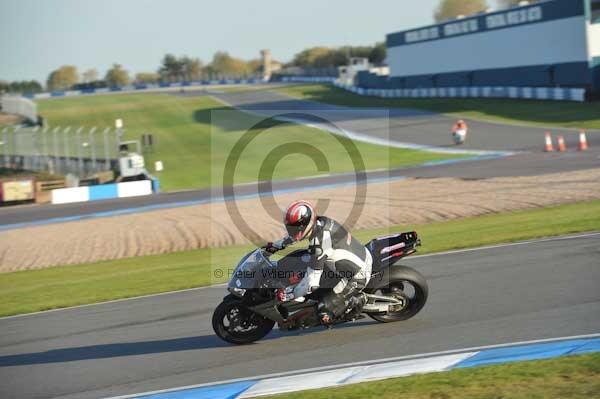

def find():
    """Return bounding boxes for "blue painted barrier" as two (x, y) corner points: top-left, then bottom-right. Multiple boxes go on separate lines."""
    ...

(88, 184), (119, 201)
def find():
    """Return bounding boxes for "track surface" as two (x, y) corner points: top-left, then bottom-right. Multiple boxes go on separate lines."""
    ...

(211, 89), (598, 152)
(1, 234), (599, 399)
(1, 88), (599, 228)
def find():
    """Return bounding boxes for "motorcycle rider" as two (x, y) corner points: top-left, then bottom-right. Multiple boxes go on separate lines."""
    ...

(452, 119), (468, 145)
(264, 200), (372, 325)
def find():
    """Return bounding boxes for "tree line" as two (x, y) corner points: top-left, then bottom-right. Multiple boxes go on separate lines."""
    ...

(38, 52), (266, 92)
(0, 80), (43, 94)
(1, 0), (537, 94)
(5, 42), (385, 93)
(434, 0), (539, 22)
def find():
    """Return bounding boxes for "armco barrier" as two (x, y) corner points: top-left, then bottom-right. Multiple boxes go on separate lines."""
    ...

(334, 81), (587, 102)
(23, 79), (265, 100)
(281, 76), (337, 83)
(109, 334), (600, 399)
(51, 180), (154, 204)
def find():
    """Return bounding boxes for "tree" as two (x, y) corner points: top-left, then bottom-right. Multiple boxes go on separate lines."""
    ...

(497, 0), (538, 8)
(434, 0), (486, 22)
(246, 59), (262, 75)
(181, 57), (203, 80)
(369, 42), (387, 64)
(158, 54), (206, 81)
(0, 80), (42, 93)
(82, 68), (98, 83)
(159, 54), (184, 82)
(292, 47), (335, 68)
(209, 51), (250, 77)
(135, 72), (160, 84)
(105, 64), (129, 87)
(46, 65), (79, 91)
(288, 44), (385, 69)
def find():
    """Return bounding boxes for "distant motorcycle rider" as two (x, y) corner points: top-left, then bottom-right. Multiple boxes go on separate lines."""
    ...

(451, 119), (468, 145)
(264, 200), (372, 325)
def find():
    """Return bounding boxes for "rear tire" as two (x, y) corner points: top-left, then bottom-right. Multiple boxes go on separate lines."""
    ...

(212, 295), (275, 345)
(365, 266), (428, 323)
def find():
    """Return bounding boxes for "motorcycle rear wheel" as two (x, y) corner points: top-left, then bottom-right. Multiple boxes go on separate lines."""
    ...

(212, 295), (275, 345)
(365, 266), (428, 323)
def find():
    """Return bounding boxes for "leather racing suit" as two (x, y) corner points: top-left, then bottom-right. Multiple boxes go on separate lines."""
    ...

(268, 216), (373, 321)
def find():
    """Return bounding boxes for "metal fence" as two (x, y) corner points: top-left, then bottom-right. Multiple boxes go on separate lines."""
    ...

(0, 125), (119, 177)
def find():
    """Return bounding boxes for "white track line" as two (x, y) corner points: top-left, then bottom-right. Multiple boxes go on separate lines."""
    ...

(105, 332), (600, 399)
(1, 232), (598, 321)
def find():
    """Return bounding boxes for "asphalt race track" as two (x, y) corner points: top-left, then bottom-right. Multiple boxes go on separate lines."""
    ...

(1, 233), (599, 399)
(1, 87), (599, 228)
(210, 89), (599, 152)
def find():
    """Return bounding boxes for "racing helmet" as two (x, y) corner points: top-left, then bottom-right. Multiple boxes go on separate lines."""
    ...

(284, 200), (317, 242)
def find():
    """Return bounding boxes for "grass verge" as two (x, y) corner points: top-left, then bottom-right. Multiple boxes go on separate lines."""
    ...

(275, 84), (600, 130)
(36, 93), (464, 191)
(1, 200), (599, 317)
(267, 353), (600, 399)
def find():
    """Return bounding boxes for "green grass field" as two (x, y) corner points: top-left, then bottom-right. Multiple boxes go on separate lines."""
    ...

(1, 200), (599, 317)
(36, 93), (464, 191)
(269, 353), (600, 399)
(275, 84), (600, 130)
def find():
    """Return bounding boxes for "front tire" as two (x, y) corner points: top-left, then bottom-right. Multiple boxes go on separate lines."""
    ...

(212, 295), (275, 345)
(365, 266), (428, 323)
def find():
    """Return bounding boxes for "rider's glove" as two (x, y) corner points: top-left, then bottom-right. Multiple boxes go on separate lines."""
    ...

(263, 237), (293, 255)
(263, 242), (279, 254)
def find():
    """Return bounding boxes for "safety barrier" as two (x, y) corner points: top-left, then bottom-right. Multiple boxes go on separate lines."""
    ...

(51, 179), (154, 204)
(24, 79), (263, 100)
(281, 76), (337, 83)
(333, 81), (587, 102)
(35, 179), (66, 203)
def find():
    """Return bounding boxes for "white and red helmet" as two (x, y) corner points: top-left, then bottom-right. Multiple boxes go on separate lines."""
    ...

(284, 200), (317, 242)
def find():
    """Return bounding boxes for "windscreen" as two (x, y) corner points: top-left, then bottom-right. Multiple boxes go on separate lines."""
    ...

(228, 249), (274, 289)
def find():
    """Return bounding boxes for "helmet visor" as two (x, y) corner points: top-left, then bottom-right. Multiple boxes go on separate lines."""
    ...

(286, 224), (306, 242)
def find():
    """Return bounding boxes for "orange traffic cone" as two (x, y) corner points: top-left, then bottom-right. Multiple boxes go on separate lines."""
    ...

(557, 135), (567, 152)
(578, 130), (588, 151)
(544, 132), (554, 152)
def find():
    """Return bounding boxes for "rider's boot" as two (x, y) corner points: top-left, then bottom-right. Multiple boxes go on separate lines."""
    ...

(318, 280), (367, 325)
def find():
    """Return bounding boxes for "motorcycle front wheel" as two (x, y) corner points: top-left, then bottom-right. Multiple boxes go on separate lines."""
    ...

(212, 295), (275, 345)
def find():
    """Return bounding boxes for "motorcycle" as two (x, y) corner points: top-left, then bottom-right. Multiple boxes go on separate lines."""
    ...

(212, 231), (428, 345)
(452, 128), (467, 145)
